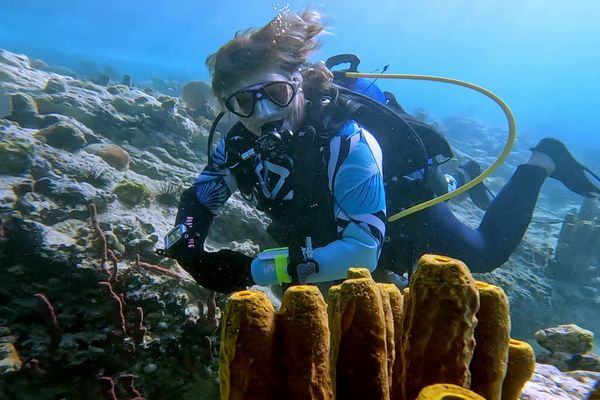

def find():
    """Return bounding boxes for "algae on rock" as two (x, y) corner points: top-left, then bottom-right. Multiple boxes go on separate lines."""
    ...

(113, 179), (152, 206)
(0, 138), (34, 175)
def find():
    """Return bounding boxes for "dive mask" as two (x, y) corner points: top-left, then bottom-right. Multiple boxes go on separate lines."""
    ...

(225, 81), (297, 117)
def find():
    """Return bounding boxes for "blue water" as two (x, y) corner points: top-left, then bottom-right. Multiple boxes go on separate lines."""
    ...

(2, 0), (600, 153)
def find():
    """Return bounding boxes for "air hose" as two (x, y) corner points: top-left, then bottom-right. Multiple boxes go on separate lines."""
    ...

(344, 72), (517, 223)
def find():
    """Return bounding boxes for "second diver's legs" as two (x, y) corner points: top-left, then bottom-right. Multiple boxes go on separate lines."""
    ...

(413, 163), (548, 272)
(411, 138), (600, 273)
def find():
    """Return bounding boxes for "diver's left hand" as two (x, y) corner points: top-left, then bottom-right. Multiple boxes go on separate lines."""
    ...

(180, 249), (255, 293)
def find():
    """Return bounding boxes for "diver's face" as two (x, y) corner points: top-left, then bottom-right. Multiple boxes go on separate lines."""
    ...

(223, 71), (305, 135)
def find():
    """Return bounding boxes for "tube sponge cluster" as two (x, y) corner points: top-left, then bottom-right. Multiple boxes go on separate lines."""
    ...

(219, 254), (535, 400)
(219, 286), (333, 400)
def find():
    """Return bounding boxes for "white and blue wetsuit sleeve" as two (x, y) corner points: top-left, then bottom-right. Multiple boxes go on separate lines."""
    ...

(193, 138), (237, 214)
(306, 120), (387, 283)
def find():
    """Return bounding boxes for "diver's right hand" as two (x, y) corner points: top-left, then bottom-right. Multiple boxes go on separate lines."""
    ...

(172, 186), (215, 264)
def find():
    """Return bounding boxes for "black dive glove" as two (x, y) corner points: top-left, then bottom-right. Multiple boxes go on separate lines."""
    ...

(166, 186), (214, 265)
(162, 186), (254, 293)
(182, 249), (254, 293)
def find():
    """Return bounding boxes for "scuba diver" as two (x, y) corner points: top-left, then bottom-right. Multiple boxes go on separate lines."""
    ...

(161, 10), (600, 293)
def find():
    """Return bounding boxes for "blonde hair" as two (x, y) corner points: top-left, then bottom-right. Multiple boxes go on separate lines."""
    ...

(206, 10), (330, 102)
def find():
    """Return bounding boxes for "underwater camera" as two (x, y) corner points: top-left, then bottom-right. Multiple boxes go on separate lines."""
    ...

(156, 223), (189, 257)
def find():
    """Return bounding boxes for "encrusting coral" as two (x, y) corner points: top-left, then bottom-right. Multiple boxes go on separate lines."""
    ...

(218, 254), (535, 400)
(113, 179), (152, 206)
(83, 143), (131, 171)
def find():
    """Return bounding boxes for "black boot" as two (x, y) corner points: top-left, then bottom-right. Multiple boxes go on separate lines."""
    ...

(531, 138), (600, 198)
(449, 160), (494, 210)
(463, 160), (494, 210)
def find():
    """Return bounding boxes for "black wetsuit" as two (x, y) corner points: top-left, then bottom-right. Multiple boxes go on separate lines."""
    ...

(380, 164), (548, 274)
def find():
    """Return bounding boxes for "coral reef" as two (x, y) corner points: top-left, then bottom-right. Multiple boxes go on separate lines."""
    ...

(520, 363), (599, 399)
(180, 80), (216, 118)
(0, 48), (279, 399)
(43, 77), (67, 94)
(82, 143), (131, 171)
(536, 323), (594, 354)
(0, 137), (33, 175)
(2, 47), (600, 399)
(551, 198), (600, 283)
(37, 121), (88, 151)
(535, 324), (600, 372)
(0, 201), (221, 399)
(8, 92), (38, 117)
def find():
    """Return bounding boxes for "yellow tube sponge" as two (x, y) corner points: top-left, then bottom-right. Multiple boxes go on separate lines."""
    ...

(469, 281), (510, 400)
(416, 383), (485, 400)
(392, 287), (411, 400)
(501, 339), (535, 400)
(277, 285), (333, 400)
(334, 278), (389, 400)
(219, 290), (277, 400)
(401, 254), (480, 400)
(327, 284), (342, 395)
(347, 267), (373, 280)
(378, 283), (401, 392)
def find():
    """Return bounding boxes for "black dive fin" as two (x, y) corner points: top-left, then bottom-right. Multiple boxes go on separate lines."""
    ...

(531, 138), (600, 198)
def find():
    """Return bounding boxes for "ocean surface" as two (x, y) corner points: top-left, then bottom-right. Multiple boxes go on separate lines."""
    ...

(2, 0), (600, 153)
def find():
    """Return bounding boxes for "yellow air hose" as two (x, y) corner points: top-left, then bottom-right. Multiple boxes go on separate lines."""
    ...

(344, 72), (517, 223)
